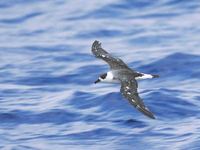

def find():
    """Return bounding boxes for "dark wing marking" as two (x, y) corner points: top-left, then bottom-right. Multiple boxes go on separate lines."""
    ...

(120, 79), (155, 119)
(91, 40), (130, 70)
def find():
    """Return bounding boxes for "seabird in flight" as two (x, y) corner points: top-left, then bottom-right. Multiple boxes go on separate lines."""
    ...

(92, 40), (159, 119)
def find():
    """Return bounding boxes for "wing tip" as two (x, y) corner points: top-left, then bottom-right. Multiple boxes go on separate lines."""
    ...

(92, 40), (101, 50)
(148, 113), (156, 119)
(138, 106), (156, 119)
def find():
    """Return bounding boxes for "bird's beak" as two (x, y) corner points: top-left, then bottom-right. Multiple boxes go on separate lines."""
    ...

(94, 79), (100, 84)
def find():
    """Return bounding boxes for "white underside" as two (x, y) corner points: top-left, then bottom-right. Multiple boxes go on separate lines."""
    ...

(100, 71), (120, 83)
(100, 72), (154, 83)
(102, 79), (120, 83)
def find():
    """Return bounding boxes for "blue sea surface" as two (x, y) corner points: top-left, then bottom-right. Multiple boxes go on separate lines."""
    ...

(0, 0), (200, 149)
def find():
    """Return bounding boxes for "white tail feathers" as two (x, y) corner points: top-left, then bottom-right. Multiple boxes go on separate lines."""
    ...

(135, 73), (159, 80)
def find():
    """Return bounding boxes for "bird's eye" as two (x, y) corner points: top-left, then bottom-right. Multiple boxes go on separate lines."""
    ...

(100, 73), (107, 79)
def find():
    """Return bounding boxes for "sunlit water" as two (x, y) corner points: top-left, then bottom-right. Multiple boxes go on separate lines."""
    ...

(0, 0), (200, 150)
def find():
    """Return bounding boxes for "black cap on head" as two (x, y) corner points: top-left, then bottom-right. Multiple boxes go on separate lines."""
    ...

(100, 73), (107, 79)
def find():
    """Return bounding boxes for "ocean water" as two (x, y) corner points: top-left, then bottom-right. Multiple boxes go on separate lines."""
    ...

(0, 0), (200, 149)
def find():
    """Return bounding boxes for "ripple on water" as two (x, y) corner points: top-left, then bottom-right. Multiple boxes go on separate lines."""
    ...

(0, 0), (200, 149)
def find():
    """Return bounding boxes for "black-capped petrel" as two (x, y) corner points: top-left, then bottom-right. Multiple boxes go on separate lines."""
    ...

(92, 40), (159, 119)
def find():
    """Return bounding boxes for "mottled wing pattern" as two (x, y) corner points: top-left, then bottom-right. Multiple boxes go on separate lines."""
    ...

(120, 79), (155, 119)
(91, 40), (129, 70)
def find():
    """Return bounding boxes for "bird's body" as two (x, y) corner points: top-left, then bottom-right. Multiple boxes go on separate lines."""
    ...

(91, 40), (159, 119)
(102, 70), (158, 82)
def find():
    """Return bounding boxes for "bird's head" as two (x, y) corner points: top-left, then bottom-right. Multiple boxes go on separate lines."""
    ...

(94, 73), (107, 84)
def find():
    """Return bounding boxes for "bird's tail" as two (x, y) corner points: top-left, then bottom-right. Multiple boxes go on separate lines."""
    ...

(152, 74), (159, 78)
(135, 73), (159, 80)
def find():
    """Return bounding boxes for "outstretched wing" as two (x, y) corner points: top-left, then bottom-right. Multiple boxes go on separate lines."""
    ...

(120, 79), (155, 119)
(91, 40), (130, 70)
